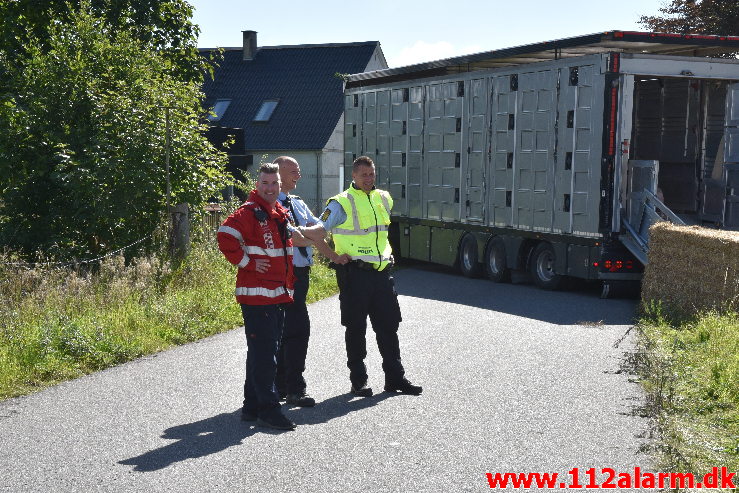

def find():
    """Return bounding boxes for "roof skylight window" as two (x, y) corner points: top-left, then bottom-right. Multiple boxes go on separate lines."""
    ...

(207, 99), (231, 122)
(254, 100), (279, 122)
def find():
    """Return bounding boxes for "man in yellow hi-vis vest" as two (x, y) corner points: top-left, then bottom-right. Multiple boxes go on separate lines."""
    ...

(300, 156), (422, 397)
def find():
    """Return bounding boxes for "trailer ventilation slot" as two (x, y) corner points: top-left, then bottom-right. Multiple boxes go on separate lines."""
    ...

(565, 152), (572, 170)
(510, 74), (518, 92)
(569, 67), (579, 86)
(457, 81), (465, 97)
(506, 191), (512, 207)
(402, 121), (407, 135)
(454, 188), (460, 203)
(456, 117), (462, 133)
(353, 94), (359, 107)
(455, 153), (461, 168)
(402, 88), (409, 102)
(508, 114), (515, 130)
(402, 185), (406, 198)
(566, 110), (574, 128)
(564, 194), (571, 212)
(401, 152), (406, 167)
(352, 124), (357, 137)
(507, 152), (514, 169)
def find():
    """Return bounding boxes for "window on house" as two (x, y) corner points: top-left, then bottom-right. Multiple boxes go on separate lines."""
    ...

(253, 100), (279, 122)
(207, 99), (231, 122)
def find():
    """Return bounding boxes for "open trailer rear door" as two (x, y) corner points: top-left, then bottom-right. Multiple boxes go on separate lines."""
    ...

(723, 82), (739, 229)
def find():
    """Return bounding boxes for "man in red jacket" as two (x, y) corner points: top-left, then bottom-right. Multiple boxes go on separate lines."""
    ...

(218, 162), (298, 431)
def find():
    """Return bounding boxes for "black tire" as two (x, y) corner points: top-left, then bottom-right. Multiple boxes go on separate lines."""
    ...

(458, 234), (482, 278)
(484, 237), (511, 283)
(529, 242), (564, 290)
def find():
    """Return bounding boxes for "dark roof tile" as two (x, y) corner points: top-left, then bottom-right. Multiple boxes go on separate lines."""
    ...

(202, 42), (381, 150)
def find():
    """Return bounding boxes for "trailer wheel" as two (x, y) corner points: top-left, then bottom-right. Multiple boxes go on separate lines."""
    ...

(458, 234), (482, 278)
(484, 237), (511, 283)
(529, 242), (563, 290)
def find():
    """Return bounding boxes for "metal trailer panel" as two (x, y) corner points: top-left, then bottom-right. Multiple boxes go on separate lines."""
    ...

(344, 52), (739, 258)
(464, 77), (488, 223)
(390, 87), (408, 215)
(430, 226), (463, 266)
(424, 81), (464, 222)
(408, 86), (425, 218)
(346, 53), (609, 240)
(490, 74), (517, 228)
(344, 94), (361, 179)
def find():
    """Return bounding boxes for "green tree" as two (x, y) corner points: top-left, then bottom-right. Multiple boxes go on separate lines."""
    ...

(0, 3), (231, 258)
(0, 0), (204, 81)
(639, 0), (739, 38)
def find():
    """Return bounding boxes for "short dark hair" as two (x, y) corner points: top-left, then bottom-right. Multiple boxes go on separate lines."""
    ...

(353, 155), (374, 172)
(272, 156), (297, 167)
(258, 162), (279, 175)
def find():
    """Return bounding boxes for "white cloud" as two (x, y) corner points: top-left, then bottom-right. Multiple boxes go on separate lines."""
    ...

(390, 41), (484, 68)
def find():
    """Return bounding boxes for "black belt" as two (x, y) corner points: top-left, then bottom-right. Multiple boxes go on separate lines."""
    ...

(293, 266), (311, 272)
(348, 260), (384, 272)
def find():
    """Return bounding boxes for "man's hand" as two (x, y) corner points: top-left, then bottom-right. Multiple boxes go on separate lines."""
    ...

(290, 227), (313, 247)
(253, 258), (270, 273)
(333, 253), (351, 265)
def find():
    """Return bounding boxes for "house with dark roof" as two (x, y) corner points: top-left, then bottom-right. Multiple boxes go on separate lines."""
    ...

(201, 31), (388, 210)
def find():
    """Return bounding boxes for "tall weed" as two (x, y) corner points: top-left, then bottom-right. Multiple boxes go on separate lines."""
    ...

(637, 304), (739, 475)
(0, 220), (339, 400)
(0, 239), (241, 399)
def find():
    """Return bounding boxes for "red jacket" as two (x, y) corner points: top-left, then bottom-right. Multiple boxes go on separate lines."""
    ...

(218, 190), (295, 305)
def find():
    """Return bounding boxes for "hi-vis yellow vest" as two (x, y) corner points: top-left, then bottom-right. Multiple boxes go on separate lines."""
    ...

(330, 185), (393, 270)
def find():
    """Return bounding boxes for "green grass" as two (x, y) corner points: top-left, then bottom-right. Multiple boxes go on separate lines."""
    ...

(637, 303), (739, 476)
(0, 240), (338, 400)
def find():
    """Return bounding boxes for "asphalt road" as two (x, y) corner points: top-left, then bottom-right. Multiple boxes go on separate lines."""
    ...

(0, 266), (649, 492)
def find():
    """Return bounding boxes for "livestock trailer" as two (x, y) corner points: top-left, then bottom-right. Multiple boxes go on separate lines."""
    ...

(342, 31), (739, 295)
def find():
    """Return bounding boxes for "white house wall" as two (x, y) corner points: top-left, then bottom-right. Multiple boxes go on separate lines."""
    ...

(319, 116), (345, 209)
(366, 46), (388, 72)
(248, 151), (322, 214)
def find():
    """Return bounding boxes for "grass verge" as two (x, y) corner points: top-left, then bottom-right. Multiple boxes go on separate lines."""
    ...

(0, 241), (338, 400)
(636, 303), (739, 477)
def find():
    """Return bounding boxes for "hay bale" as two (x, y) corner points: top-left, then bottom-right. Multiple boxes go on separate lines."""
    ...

(642, 222), (739, 313)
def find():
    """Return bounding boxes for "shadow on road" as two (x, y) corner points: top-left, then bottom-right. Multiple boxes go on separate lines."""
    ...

(392, 263), (638, 326)
(118, 410), (254, 472)
(119, 393), (393, 471)
(288, 392), (393, 426)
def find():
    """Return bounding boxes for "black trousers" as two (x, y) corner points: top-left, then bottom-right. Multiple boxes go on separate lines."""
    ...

(336, 264), (405, 387)
(276, 266), (310, 394)
(241, 304), (284, 418)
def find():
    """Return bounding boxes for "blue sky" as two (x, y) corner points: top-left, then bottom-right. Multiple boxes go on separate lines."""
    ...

(189, 0), (667, 68)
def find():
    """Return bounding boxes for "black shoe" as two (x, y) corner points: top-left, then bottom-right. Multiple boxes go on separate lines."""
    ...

(350, 383), (373, 397)
(241, 411), (257, 422)
(257, 413), (297, 431)
(384, 378), (423, 395)
(286, 392), (316, 407)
